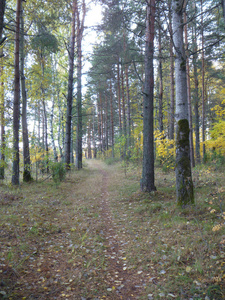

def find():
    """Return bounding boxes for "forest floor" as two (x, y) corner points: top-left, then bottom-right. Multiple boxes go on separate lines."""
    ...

(0, 159), (225, 300)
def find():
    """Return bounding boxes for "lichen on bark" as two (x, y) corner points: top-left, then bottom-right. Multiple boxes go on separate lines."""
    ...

(176, 119), (194, 206)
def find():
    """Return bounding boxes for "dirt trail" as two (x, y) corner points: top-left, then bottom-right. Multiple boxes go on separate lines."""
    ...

(0, 160), (148, 300)
(89, 160), (144, 299)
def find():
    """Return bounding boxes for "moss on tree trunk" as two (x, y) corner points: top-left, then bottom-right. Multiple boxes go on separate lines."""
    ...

(176, 119), (194, 206)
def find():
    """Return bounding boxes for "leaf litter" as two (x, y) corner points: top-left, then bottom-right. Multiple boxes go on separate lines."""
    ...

(0, 160), (225, 299)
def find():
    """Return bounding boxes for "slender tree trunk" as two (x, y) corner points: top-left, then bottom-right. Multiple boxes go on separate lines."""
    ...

(105, 95), (108, 151)
(141, 0), (156, 192)
(65, 0), (76, 169)
(97, 93), (103, 153)
(50, 56), (58, 162)
(0, 0), (5, 179)
(12, 0), (21, 185)
(0, 55), (5, 179)
(172, 0), (194, 206)
(169, 1), (175, 140)
(0, 0), (6, 45)
(20, 3), (32, 182)
(42, 99), (49, 173)
(110, 80), (114, 158)
(121, 65), (126, 138)
(50, 94), (57, 161)
(192, 5), (201, 164)
(201, 0), (206, 162)
(125, 65), (131, 155)
(57, 91), (63, 159)
(76, 0), (86, 169)
(158, 21), (163, 133)
(117, 59), (122, 134)
(92, 108), (97, 158)
(184, 7), (195, 168)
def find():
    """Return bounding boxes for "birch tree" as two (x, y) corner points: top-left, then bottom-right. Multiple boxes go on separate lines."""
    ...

(172, 0), (194, 206)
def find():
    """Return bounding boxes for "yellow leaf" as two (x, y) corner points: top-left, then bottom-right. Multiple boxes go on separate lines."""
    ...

(186, 266), (192, 273)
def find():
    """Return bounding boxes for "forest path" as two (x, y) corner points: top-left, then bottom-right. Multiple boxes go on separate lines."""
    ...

(0, 160), (149, 299)
(85, 159), (146, 299)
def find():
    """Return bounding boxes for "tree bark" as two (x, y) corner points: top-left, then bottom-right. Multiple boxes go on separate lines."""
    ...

(76, 0), (86, 169)
(0, 0), (6, 45)
(65, 0), (76, 169)
(172, 0), (194, 206)
(184, 7), (195, 168)
(201, 0), (206, 162)
(169, 1), (175, 140)
(0, 0), (5, 179)
(0, 55), (5, 180)
(20, 2), (32, 182)
(12, 0), (21, 185)
(158, 20), (163, 133)
(110, 80), (114, 158)
(192, 3), (200, 164)
(141, 0), (156, 192)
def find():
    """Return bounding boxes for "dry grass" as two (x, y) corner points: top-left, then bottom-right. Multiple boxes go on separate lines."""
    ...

(0, 160), (225, 299)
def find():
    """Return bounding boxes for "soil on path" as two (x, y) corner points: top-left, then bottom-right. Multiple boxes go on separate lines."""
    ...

(0, 160), (147, 300)
(92, 161), (145, 299)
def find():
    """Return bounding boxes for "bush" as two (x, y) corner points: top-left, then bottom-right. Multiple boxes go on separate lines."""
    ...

(50, 162), (66, 183)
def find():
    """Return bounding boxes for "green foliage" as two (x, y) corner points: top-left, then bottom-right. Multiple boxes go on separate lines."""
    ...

(31, 31), (59, 54)
(50, 161), (66, 183)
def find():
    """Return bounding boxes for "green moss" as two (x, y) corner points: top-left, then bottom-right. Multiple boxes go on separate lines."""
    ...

(176, 119), (194, 207)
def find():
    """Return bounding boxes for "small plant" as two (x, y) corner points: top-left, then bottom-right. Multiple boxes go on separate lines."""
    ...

(50, 161), (66, 183)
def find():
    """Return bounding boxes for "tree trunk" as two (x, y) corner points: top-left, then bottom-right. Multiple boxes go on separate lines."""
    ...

(65, 0), (76, 169)
(169, 1), (175, 140)
(57, 91), (63, 159)
(184, 8), (195, 168)
(12, 0), (21, 185)
(0, 0), (6, 45)
(141, 0), (156, 192)
(201, 0), (206, 162)
(110, 80), (114, 158)
(0, 0), (5, 179)
(117, 59), (122, 135)
(158, 21), (163, 133)
(20, 3), (32, 182)
(192, 4), (201, 164)
(172, 0), (194, 206)
(125, 64), (131, 155)
(0, 55), (5, 180)
(76, 0), (86, 169)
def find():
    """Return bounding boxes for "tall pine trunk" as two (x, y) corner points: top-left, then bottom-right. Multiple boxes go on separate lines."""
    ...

(20, 3), (32, 182)
(172, 0), (194, 206)
(0, 55), (5, 180)
(141, 0), (156, 192)
(65, 0), (76, 169)
(169, 1), (175, 140)
(184, 7), (195, 168)
(0, 0), (5, 179)
(12, 0), (21, 185)
(201, 0), (206, 162)
(76, 0), (86, 169)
